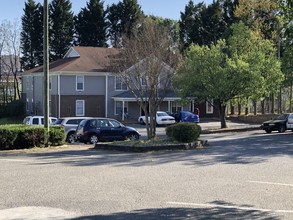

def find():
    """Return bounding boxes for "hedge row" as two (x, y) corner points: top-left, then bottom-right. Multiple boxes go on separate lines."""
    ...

(166, 122), (201, 143)
(0, 125), (66, 150)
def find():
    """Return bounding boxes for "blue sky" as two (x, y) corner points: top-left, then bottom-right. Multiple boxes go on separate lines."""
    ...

(0, 0), (213, 22)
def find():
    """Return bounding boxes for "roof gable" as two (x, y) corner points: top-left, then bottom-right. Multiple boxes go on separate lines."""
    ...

(63, 47), (80, 58)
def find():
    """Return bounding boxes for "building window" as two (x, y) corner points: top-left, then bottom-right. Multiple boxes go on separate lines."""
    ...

(141, 75), (147, 86)
(171, 102), (182, 113)
(76, 100), (85, 116)
(115, 76), (127, 91)
(26, 78), (30, 90)
(76, 76), (84, 91)
(26, 98), (29, 112)
(206, 100), (213, 114)
(114, 101), (128, 116)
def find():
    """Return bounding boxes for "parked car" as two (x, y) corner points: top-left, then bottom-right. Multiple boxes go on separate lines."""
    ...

(54, 117), (93, 143)
(260, 113), (293, 133)
(173, 111), (200, 123)
(23, 116), (57, 125)
(75, 118), (140, 144)
(138, 111), (176, 126)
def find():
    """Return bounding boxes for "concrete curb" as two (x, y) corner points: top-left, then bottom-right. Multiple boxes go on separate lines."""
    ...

(95, 139), (208, 152)
(201, 126), (261, 134)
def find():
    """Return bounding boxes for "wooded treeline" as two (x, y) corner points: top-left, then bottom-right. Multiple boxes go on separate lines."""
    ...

(0, 0), (292, 122)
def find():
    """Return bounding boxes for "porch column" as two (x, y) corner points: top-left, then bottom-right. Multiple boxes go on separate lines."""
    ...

(168, 101), (171, 113)
(122, 100), (125, 121)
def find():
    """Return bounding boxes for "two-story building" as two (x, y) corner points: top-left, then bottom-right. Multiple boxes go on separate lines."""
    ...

(21, 46), (218, 120)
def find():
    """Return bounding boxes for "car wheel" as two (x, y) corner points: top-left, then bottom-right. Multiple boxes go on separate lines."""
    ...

(89, 134), (99, 144)
(140, 118), (145, 125)
(265, 129), (272, 133)
(278, 125), (286, 133)
(66, 132), (76, 144)
(127, 133), (139, 140)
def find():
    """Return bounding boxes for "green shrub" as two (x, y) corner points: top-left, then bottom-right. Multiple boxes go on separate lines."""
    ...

(17, 127), (45, 149)
(0, 125), (19, 150)
(0, 125), (66, 150)
(49, 126), (66, 146)
(166, 122), (201, 143)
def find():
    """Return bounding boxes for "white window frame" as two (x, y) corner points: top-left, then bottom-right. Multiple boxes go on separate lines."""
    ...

(141, 75), (147, 86)
(26, 98), (29, 112)
(76, 100), (85, 116)
(114, 101), (128, 115)
(206, 100), (214, 114)
(76, 76), (84, 91)
(26, 77), (30, 91)
(115, 76), (127, 91)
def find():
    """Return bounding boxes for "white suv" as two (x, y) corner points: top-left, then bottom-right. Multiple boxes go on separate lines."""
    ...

(23, 116), (58, 126)
(54, 117), (93, 143)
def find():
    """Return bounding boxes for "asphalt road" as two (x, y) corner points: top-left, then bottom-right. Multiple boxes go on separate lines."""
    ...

(0, 129), (292, 220)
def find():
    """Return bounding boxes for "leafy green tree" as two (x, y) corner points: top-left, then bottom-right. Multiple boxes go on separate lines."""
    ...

(75, 0), (107, 47)
(49, 0), (74, 60)
(106, 0), (143, 47)
(234, 0), (279, 41)
(282, 45), (293, 111)
(20, 0), (43, 70)
(176, 23), (283, 128)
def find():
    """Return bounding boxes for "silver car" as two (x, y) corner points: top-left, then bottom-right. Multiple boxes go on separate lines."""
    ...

(54, 117), (93, 143)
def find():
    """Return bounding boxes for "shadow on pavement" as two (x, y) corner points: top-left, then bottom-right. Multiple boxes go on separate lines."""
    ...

(71, 200), (281, 220)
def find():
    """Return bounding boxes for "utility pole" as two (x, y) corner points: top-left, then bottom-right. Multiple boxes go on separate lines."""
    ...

(43, 0), (50, 146)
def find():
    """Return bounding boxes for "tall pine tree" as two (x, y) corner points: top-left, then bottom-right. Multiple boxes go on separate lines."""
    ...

(179, 0), (237, 49)
(106, 0), (143, 47)
(49, 0), (74, 60)
(20, 0), (43, 70)
(75, 0), (107, 47)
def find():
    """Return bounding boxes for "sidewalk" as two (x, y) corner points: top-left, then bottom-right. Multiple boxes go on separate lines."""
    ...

(199, 118), (260, 133)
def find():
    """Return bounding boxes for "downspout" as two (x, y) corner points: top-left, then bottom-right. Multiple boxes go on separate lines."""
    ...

(58, 74), (60, 118)
(105, 74), (108, 117)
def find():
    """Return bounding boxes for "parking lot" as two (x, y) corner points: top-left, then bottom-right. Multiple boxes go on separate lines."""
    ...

(0, 128), (292, 219)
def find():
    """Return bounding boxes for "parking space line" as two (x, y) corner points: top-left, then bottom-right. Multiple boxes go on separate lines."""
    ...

(247, 180), (293, 187)
(167, 202), (293, 213)
(0, 159), (30, 163)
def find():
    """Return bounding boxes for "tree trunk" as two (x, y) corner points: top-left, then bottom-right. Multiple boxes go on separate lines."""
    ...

(271, 93), (275, 114)
(245, 107), (249, 115)
(289, 83), (293, 112)
(261, 100), (265, 114)
(219, 104), (227, 128)
(237, 102), (241, 115)
(253, 101), (257, 115)
(230, 101), (235, 115)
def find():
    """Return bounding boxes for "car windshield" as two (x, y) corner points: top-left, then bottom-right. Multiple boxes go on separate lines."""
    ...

(274, 114), (288, 120)
(182, 111), (193, 116)
(157, 112), (169, 117)
(54, 119), (64, 125)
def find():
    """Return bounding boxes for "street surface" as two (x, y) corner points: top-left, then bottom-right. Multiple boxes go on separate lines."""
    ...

(0, 128), (292, 219)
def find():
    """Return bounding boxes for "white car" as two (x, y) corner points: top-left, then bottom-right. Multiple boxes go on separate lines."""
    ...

(23, 116), (58, 125)
(138, 111), (176, 125)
